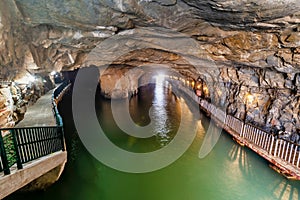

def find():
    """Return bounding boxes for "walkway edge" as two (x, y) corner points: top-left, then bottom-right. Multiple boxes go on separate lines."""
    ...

(0, 151), (67, 199)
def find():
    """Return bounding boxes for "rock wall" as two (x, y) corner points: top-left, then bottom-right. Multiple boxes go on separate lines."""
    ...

(0, 0), (300, 135)
(197, 67), (300, 141)
(100, 65), (144, 99)
(0, 86), (15, 128)
(1, 0), (300, 77)
(0, 77), (54, 130)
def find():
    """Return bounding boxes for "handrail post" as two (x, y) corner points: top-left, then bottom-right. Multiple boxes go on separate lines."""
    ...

(269, 136), (275, 155)
(59, 126), (65, 151)
(0, 130), (10, 175)
(10, 129), (23, 170)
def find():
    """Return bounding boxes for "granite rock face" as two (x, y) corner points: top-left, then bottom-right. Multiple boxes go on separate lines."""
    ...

(0, 0), (300, 135)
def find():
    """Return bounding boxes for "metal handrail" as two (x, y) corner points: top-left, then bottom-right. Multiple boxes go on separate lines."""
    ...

(169, 77), (300, 170)
(0, 81), (71, 175)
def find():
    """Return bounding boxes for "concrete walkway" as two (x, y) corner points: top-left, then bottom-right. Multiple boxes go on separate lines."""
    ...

(0, 151), (67, 199)
(16, 89), (56, 127)
(0, 88), (67, 199)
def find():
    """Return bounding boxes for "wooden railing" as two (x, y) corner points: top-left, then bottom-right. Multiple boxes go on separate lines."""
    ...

(0, 81), (71, 175)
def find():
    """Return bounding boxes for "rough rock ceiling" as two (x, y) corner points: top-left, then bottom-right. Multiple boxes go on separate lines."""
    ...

(0, 0), (300, 78)
(1, 0), (300, 134)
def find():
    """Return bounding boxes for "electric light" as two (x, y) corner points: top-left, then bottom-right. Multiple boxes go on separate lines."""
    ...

(14, 73), (36, 84)
(155, 74), (165, 82)
(203, 85), (209, 95)
(245, 93), (254, 104)
(28, 74), (36, 82)
(191, 81), (195, 88)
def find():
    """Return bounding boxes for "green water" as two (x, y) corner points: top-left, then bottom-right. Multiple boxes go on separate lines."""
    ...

(6, 82), (300, 200)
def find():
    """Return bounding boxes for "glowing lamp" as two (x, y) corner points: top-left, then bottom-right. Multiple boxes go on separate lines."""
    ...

(50, 71), (57, 76)
(245, 93), (254, 104)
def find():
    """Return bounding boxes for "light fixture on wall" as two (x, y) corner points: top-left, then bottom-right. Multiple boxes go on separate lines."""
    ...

(50, 71), (57, 76)
(203, 85), (209, 96)
(245, 92), (254, 104)
(14, 72), (36, 84)
(191, 81), (195, 88)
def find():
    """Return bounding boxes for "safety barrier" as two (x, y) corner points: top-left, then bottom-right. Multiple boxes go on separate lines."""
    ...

(0, 81), (70, 175)
(168, 76), (300, 174)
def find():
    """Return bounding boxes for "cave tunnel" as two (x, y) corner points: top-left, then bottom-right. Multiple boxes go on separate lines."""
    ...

(1, 0), (300, 199)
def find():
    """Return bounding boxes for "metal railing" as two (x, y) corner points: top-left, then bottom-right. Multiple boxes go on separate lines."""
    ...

(169, 77), (300, 171)
(0, 81), (71, 175)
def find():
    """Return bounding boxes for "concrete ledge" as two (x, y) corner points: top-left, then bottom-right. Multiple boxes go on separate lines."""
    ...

(0, 151), (67, 199)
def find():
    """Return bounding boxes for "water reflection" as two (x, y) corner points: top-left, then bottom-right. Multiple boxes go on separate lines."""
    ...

(152, 76), (169, 146)
(272, 179), (299, 200)
(226, 136), (300, 200)
(227, 142), (253, 177)
(6, 80), (300, 200)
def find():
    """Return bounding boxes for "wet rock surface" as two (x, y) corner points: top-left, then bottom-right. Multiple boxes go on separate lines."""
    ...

(0, 0), (299, 137)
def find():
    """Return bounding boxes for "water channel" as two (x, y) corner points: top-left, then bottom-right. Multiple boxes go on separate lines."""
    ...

(6, 79), (300, 200)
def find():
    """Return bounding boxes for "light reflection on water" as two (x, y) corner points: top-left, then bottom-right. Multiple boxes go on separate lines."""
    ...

(5, 82), (300, 200)
(152, 76), (171, 146)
